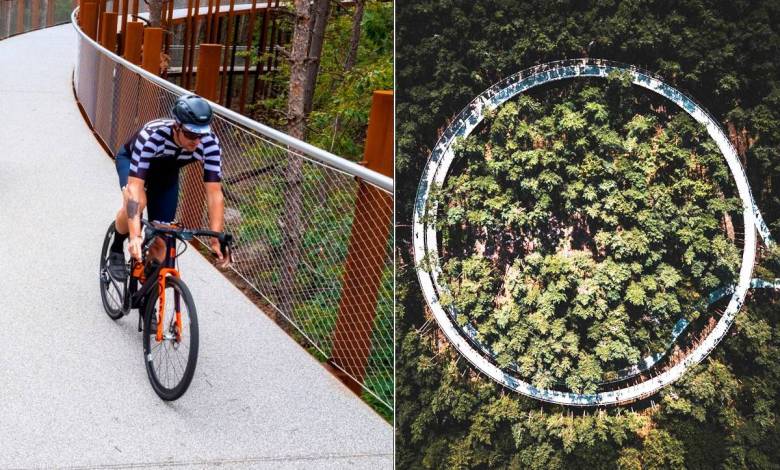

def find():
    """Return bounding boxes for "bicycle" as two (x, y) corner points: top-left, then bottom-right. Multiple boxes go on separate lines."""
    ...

(99, 219), (233, 400)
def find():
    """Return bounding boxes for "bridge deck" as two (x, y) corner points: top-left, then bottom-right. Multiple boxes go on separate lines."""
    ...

(0, 24), (391, 469)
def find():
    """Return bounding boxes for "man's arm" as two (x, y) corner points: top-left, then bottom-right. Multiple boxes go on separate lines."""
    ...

(124, 176), (147, 261)
(205, 182), (227, 265)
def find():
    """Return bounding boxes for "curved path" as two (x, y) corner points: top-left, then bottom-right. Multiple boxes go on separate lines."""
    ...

(414, 58), (776, 406)
(0, 25), (391, 469)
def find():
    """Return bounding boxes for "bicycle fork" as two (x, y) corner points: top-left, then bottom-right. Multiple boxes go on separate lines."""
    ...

(156, 237), (183, 343)
(156, 268), (182, 343)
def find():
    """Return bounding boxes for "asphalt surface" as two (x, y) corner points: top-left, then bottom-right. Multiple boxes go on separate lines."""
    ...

(0, 25), (392, 469)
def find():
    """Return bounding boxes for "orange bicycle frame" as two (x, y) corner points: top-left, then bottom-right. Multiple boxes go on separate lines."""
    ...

(156, 267), (181, 342)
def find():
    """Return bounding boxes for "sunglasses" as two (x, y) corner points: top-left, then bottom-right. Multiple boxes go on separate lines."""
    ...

(178, 126), (207, 140)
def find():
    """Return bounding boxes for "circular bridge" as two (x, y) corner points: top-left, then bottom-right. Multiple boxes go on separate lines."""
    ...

(413, 58), (776, 407)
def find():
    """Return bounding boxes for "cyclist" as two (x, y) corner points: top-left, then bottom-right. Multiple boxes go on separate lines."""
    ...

(107, 94), (228, 280)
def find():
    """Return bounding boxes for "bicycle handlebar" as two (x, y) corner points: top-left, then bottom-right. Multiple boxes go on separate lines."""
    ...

(140, 220), (234, 254)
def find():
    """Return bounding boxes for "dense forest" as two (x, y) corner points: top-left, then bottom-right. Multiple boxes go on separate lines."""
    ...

(397, 1), (780, 468)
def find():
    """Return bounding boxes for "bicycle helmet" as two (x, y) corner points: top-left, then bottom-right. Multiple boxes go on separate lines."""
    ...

(171, 94), (213, 135)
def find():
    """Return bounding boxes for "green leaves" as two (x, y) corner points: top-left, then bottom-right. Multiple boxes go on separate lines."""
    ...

(397, 1), (780, 467)
(437, 77), (743, 392)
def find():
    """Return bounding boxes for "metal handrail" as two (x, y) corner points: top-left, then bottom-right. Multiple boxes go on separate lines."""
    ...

(69, 7), (393, 194)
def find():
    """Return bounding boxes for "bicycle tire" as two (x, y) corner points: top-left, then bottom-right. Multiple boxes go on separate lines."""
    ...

(143, 276), (199, 401)
(99, 221), (125, 320)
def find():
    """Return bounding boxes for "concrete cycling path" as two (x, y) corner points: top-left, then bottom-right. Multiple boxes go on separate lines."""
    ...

(0, 24), (391, 469)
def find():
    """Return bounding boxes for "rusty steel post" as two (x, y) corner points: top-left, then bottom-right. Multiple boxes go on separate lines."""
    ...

(204, 0), (212, 42)
(136, 27), (166, 141)
(252, 0), (273, 102)
(15, 0), (24, 34)
(195, 43), (221, 100)
(94, 11), (119, 147)
(164, 0), (173, 57)
(141, 27), (163, 75)
(31, 0), (40, 29)
(115, 21), (143, 153)
(99, 11), (117, 51)
(1, 1), (7, 38)
(80, 1), (98, 40)
(238, 0), (257, 113)
(185, 0), (201, 90)
(180, 43), (222, 228)
(96, 0), (106, 43)
(219, 0), (235, 104)
(123, 20), (143, 64)
(118, 0), (128, 53)
(329, 90), (393, 391)
(181, 0), (194, 89)
(46, 0), (55, 27)
(224, 12), (240, 107)
(212, 0), (221, 42)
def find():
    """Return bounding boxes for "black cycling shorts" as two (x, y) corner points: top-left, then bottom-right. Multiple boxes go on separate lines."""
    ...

(115, 148), (180, 224)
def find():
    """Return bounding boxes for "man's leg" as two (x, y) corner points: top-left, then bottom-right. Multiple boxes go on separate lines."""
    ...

(109, 151), (133, 279)
(110, 151), (150, 279)
(145, 166), (181, 264)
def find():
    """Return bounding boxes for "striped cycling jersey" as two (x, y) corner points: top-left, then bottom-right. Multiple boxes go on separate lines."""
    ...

(121, 119), (222, 182)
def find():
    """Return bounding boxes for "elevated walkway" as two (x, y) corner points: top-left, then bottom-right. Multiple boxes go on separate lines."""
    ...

(0, 24), (391, 469)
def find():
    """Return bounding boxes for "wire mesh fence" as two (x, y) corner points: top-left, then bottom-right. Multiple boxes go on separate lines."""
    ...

(0, 0), (74, 40)
(73, 9), (393, 411)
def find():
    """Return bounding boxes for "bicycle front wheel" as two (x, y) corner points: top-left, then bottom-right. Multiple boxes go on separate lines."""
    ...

(143, 276), (199, 401)
(99, 221), (125, 320)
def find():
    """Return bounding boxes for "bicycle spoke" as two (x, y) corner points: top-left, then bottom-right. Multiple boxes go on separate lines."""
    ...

(143, 278), (198, 399)
(150, 290), (191, 389)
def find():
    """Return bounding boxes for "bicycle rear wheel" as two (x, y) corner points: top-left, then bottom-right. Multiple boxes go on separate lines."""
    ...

(143, 276), (199, 401)
(99, 222), (125, 320)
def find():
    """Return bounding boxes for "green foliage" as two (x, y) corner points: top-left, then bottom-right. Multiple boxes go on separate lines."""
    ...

(439, 82), (738, 391)
(397, 0), (780, 467)
(232, 1), (393, 417)
(250, 1), (392, 160)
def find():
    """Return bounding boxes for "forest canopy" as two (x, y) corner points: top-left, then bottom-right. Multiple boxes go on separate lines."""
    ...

(436, 76), (741, 394)
(397, 1), (780, 468)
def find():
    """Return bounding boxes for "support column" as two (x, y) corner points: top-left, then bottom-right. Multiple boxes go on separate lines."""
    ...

(46, 0), (55, 27)
(31, 0), (40, 29)
(113, 21), (144, 154)
(329, 90), (393, 393)
(80, 0), (98, 40)
(180, 44), (223, 228)
(16, 0), (25, 34)
(135, 27), (165, 138)
(94, 11), (118, 147)
(141, 27), (163, 74)
(123, 21), (143, 65)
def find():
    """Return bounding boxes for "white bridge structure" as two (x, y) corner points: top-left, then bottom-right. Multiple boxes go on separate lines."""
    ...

(413, 59), (778, 407)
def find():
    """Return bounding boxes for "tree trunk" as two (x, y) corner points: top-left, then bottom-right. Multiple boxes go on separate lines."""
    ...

(302, 0), (330, 115)
(287, 0), (310, 140)
(278, 0), (311, 317)
(344, 0), (364, 71)
(147, 0), (164, 27)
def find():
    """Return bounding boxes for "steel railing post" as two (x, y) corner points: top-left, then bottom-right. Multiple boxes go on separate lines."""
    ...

(95, 11), (118, 148)
(31, 0), (40, 29)
(141, 26), (163, 75)
(123, 20), (142, 64)
(80, 0), (97, 40)
(329, 90), (393, 390)
(16, 0), (25, 34)
(181, 43), (223, 228)
(113, 20), (143, 151)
